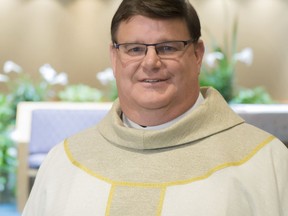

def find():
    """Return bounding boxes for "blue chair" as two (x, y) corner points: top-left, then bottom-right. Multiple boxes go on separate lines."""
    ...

(28, 109), (108, 168)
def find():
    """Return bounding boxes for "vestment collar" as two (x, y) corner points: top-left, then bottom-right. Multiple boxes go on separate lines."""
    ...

(98, 87), (244, 150)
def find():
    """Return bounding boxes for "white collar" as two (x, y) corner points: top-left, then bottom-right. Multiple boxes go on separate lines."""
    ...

(122, 93), (204, 130)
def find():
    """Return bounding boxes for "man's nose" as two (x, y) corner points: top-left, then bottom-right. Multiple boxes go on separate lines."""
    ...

(141, 46), (161, 70)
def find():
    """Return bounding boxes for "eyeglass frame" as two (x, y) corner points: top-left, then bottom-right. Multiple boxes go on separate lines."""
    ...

(113, 38), (197, 60)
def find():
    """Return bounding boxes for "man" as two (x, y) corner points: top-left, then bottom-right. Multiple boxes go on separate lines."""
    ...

(23, 0), (288, 215)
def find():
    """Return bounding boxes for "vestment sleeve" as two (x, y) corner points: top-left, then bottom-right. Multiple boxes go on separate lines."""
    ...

(21, 142), (64, 216)
(271, 140), (288, 215)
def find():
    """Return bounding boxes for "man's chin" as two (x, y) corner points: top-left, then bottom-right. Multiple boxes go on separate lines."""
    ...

(136, 98), (171, 110)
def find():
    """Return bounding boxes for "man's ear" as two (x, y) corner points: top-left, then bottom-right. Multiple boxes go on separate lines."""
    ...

(194, 40), (205, 67)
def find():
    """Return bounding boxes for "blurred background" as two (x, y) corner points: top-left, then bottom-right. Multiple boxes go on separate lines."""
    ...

(0, 0), (287, 100)
(0, 0), (287, 214)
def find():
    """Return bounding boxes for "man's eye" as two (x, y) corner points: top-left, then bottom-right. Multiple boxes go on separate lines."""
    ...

(157, 45), (178, 53)
(125, 46), (145, 55)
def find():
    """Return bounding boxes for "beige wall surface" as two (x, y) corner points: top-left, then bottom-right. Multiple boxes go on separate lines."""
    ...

(0, 0), (287, 100)
(192, 0), (288, 101)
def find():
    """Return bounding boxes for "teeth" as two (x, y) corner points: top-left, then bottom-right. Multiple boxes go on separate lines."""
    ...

(144, 80), (160, 83)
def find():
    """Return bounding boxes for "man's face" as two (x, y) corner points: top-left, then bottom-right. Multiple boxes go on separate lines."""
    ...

(110, 15), (204, 121)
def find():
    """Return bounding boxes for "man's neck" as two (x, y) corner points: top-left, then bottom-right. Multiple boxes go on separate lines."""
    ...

(122, 93), (204, 130)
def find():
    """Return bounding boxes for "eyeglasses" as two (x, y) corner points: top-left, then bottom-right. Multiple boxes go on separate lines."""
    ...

(113, 39), (196, 62)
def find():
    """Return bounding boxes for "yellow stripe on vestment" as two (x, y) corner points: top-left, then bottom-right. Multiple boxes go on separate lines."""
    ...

(64, 135), (274, 188)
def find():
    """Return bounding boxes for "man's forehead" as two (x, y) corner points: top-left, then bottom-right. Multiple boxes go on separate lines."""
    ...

(116, 15), (189, 39)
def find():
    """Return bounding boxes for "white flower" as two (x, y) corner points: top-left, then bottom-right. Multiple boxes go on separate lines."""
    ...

(9, 129), (21, 142)
(7, 147), (17, 158)
(3, 61), (22, 73)
(39, 64), (57, 83)
(0, 74), (9, 82)
(96, 68), (115, 85)
(204, 52), (224, 67)
(233, 47), (253, 66)
(39, 64), (68, 85)
(52, 72), (68, 85)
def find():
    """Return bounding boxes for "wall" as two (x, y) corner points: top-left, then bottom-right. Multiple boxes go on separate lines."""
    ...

(192, 0), (288, 101)
(0, 0), (287, 100)
(0, 0), (120, 89)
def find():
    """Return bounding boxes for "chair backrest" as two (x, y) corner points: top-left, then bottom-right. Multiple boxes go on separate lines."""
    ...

(231, 104), (288, 147)
(13, 101), (112, 144)
(29, 109), (109, 154)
